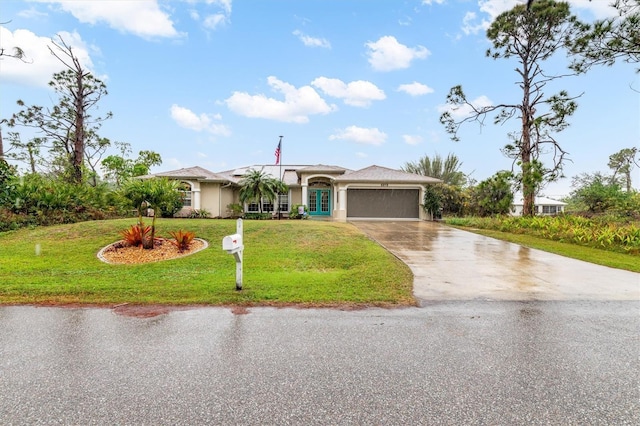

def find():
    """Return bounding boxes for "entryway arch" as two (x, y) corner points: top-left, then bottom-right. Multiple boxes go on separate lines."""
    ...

(307, 178), (331, 216)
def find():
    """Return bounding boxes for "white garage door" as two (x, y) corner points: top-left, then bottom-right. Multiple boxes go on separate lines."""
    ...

(347, 189), (419, 219)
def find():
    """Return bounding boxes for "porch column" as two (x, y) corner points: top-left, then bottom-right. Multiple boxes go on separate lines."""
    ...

(192, 182), (201, 210)
(419, 187), (426, 220)
(338, 188), (346, 209)
(336, 188), (347, 222)
(301, 184), (308, 207)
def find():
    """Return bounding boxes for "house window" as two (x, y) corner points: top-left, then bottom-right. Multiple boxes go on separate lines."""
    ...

(542, 205), (558, 214)
(179, 182), (192, 207)
(247, 196), (286, 213)
(262, 198), (274, 213)
(278, 194), (289, 212)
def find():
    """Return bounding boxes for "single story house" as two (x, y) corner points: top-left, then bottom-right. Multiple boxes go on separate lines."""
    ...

(511, 196), (567, 216)
(147, 164), (442, 221)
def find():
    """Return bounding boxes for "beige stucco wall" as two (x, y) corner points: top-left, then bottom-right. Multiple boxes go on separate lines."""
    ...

(199, 182), (221, 217)
(220, 186), (236, 218)
(290, 187), (302, 206)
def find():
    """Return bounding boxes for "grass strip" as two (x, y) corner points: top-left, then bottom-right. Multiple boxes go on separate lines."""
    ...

(0, 218), (414, 306)
(449, 226), (640, 273)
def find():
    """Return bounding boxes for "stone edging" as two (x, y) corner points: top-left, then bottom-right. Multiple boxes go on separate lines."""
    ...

(97, 238), (210, 264)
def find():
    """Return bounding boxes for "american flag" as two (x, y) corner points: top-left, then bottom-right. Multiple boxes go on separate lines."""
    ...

(274, 140), (281, 165)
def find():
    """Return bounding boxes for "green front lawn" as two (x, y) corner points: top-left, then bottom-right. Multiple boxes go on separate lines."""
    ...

(0, 219), (415, 306)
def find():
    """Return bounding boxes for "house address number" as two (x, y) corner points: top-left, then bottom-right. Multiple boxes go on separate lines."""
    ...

(381, 183), (389, 187)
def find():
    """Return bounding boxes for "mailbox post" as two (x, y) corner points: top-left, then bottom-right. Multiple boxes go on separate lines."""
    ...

(222, 219), (244, 290)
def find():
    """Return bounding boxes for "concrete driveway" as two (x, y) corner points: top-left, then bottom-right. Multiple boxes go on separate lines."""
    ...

(351, 220), (640, 302)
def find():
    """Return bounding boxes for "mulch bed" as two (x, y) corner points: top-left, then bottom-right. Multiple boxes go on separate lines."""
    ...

(98, 238), (208, 264)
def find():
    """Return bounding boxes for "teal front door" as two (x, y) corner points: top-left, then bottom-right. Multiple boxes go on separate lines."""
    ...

(308, 189), (331, 216)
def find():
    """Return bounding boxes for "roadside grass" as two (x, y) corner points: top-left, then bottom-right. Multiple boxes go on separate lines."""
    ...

(0, 219), (414, 306)
(446, 225), (640, 273)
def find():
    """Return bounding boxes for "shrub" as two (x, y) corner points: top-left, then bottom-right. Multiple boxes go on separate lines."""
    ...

(244, 212), (272, 220)
(444, 214), (640, 255)
(188, 209), (211, 219)
(120, 222), (152, 247)
(226, 203), (244, 218)
(289, 204), (308, 219)
(168, 229), (196, 252)
(158, 195), (184, 218)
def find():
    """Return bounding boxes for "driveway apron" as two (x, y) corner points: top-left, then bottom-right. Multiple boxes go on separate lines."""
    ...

(351, 220), (640, 302)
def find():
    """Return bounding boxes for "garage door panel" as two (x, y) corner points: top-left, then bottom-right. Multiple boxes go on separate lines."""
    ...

(347, 189), (419, 218)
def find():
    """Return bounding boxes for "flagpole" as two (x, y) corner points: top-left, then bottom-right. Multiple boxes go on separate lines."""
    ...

(278, 135), (283, 180)
(278, 135), (283, 220)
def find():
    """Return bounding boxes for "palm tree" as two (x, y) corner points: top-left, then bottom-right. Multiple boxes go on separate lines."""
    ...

(121, 177), (181, 248)
(238, 169), (280, 213)
(144, 178), (181, 247)
(121, 178), (151, 224)
(402, 152), (467, 187)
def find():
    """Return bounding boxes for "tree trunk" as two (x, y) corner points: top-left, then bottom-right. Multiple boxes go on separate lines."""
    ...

(0, 128), (4, 162)
(27, 144), (36, 174)
(521, 57), (535, 217)
(72, 71), (85, 184)
(625, 170), (631, 193)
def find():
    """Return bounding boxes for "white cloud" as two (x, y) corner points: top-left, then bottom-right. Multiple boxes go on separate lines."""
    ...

(33, 0), (181, 39)
(170, 104), (231, 136)
(293, 30), (331, 48)
(462, 11), (488, 35)
(311, 77), (385, 107)
(0, 28), (95, 87)
(437, 95), (493, 120)
(422, 0), (446, 4)
(365, 36), (430, 71)
(329, 126), (387, 146)
(356, 152), (368, 158)
(191, 0), (233, 30)
(17, 7), (48, 19)
(569, 0), (619, 19)
(208, 0), (232, 15)
(203, 13), (228, 29)
(397, 82), (434, 96)
(225, 76), (336, 123)
(464, 0), (618, 36)
(403, 135), (423, 145)
(477, 0), (519, 22)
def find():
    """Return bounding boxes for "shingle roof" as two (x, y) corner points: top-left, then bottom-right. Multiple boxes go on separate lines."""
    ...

(282, 170), (299, 186)
(217, 165), (308, 185)
(150, 164), (441, 186)
(150, 166), (228, 181)
(217, 164), (350, 186)
(335, 165), (442, 183)
(296, 164), (350, 174)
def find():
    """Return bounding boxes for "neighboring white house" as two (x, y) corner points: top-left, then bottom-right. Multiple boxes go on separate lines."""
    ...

(145, 164), (442, 222)
(511, 196), (567, 216)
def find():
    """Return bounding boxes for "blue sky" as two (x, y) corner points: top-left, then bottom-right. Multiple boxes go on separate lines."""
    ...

(1, 0), (638, 197)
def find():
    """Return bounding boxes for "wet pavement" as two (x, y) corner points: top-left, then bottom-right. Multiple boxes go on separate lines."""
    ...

(352, 220), (640, 302)
(1, 221), (639, 424)
(1, 302), (639, 425)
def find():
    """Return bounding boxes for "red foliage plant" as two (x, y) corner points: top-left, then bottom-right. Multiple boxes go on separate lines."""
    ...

(120, 222), (152, 248)
(169, 229), (195, 252)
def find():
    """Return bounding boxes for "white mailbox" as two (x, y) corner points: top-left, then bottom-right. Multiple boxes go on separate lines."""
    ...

(222, 233), (243, 252)
(223, 219), (244, 291)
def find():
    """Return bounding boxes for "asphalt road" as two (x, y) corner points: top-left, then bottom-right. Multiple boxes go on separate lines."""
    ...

(1, 302), (638, 425)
